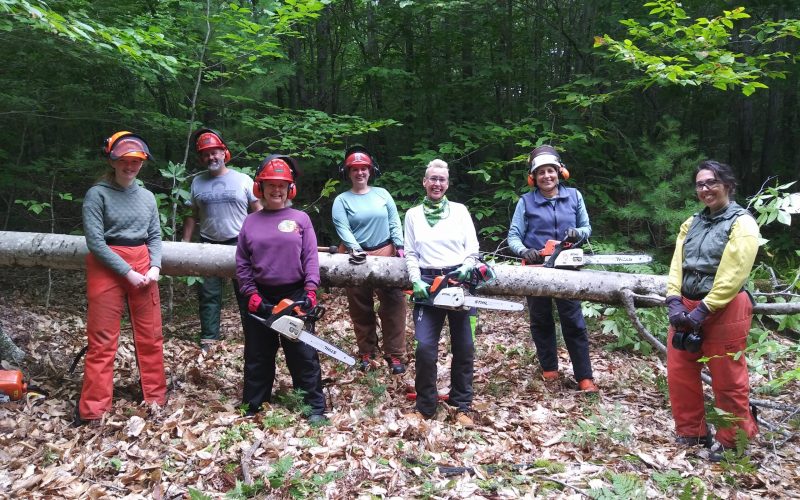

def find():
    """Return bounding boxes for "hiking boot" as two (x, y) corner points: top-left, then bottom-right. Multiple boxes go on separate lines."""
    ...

(675, 434), (711, 447)
(359, 353), (375, 371)
(706, 440), (732, 463)
(542, 370), (559, 381)
(455, 411), (475, 428)
(578, 379), (599, 393)
(200, 339), (219, 353)
(386, 356), (406, 375)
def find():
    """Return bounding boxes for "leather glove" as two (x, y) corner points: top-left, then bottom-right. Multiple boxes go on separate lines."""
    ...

(666, 295), (691, 329)
(455, 264), (473, 282)
(565, 228), (581, 243)
(248, 293), (271, 317)
(686, 301), (710, 331)
(522, 248), (544, 264)
(303, 289), (317, 311)
(396, 247), (405, 258)
(412, 279), (430, 299)
(349, 249), (367, 265)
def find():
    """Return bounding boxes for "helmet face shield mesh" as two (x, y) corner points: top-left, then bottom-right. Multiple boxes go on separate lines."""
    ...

(110, 136), (152, 160)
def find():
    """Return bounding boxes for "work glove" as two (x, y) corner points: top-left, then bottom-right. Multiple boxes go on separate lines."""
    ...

(666, 295), (691, 329)
(475, 264), (495, 282)
(303, 289), (317, 311)
(412, 279), (430, 299)
(349, 249), (367, 265)
(565, 228), (581, 243)
(685, 301), (710, 331)
(248, 293), (271, 317)
(521, 248), (544, 264)
(455, 264), (473, 282)
(396, 247), (405, 258)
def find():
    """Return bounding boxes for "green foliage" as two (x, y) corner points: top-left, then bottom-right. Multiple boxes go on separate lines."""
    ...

(262, 455), (342, 498)
(588, 1), (794, 98)
(225, 479), (266, 499)
(260, 410), (297, 430)
(275, 389), (312, 417)
(219, 422), (255, 451)
(589, 472), (646, 500)
(188, 488), (213, 500)
(583, 302), (667, 354)
(652, 470), (707, 498)
(564, 405), (633, 449)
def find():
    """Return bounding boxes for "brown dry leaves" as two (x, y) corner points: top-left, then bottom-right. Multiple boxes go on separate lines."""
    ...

(0, 269), (798, 499)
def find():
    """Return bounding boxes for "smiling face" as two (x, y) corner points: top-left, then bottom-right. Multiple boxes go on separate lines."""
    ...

(110, 157), (144, 187)
(201, 147), (227, 175)
(695, 168), (730, 212)
(534, 165), (559, 196)
(423, 167), (449, 201)
(262, 180), (289, 210)
(348, 165), (371, 191)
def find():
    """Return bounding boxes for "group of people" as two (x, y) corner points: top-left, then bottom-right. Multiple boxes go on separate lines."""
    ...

(77, 130), (760, 460)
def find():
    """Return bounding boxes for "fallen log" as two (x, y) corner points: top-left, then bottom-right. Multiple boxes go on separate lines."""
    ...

(0, 231), (797, 313)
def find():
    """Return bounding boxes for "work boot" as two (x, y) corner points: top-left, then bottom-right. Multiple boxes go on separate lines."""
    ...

(675, 433), (711, 447)
(578, 379), (599, 393)
(542, 370), (559, 381)
(455, 411), (475, 428)
(706, 440), (733, 463)
(359, 353), (375, 372)
(386, 356), (406, 375)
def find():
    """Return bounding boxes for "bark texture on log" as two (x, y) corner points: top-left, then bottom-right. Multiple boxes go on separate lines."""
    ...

(0, 231), (797, 313)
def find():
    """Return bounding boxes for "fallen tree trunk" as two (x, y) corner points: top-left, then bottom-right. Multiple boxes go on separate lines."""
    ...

(0, 231), (797, 313)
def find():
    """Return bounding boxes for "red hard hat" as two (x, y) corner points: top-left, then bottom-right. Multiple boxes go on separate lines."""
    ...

(255, 158), (295, 183)
(196, 132), (226, 152)
(345, 151), (372, 168)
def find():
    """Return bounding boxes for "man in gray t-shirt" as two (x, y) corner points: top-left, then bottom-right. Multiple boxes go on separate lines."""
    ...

(182, 129), (262, 348)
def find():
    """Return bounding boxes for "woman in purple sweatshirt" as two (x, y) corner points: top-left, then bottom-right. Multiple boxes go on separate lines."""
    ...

(235, 154), (326, 424)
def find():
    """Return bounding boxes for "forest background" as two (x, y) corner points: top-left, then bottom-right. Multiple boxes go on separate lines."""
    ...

(1, 0), (798, 265)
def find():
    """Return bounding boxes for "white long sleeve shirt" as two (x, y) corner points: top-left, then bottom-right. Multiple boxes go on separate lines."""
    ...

(403, 201), (480, 282)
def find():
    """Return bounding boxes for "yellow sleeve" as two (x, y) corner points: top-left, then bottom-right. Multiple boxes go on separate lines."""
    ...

(666, 216), (694, 297)
(702, 215), (760, 312)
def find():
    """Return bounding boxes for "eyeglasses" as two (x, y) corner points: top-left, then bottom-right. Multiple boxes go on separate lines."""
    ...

(426, 176), (449, 184)
(695, 179), (721, 191)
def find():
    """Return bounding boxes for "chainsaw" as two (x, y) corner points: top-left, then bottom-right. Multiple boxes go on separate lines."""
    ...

(248, 299), (356, 366)
(413, 265), (524, 312)
(527, 239), (653, 269)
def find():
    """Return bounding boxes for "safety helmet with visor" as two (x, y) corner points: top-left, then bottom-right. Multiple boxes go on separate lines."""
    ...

(253, 154), (300, 200)
(527, 144), (569, 187)
(103, 131), (153, 161)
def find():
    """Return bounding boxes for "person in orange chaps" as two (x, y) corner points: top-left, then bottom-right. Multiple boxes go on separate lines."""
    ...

(77, 131), (167, 424)
(665, 160), (759, 461)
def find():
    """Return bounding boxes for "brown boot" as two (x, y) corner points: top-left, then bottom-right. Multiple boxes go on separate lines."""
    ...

(578, 379), (599, 393)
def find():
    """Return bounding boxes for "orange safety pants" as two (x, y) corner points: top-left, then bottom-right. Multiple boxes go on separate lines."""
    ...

(79, 245), (166, 420)
(667, 292), (758, 447)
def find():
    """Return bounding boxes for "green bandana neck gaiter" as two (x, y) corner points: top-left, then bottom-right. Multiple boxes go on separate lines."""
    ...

(422, 196), (449, 227)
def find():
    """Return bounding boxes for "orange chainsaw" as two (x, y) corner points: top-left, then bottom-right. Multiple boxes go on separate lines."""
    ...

(525, 239), (653, 269)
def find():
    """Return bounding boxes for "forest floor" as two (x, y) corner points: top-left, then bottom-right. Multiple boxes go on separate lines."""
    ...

(0, 269), (798, 499)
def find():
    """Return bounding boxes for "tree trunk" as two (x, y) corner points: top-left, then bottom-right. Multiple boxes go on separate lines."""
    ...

(0, 326), (25, 364)
(0, 231), (797, 314)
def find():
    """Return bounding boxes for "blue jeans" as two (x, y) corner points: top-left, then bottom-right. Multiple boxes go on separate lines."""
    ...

(527, 296), (593, 381)
(412, 303), (474, 416)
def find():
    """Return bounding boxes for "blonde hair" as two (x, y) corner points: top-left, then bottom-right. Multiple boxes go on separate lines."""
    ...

(425, 159), (449, 178)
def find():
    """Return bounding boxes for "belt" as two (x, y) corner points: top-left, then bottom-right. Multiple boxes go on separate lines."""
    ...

(201, 237), (239, 245)
(361, 239), (392, 251)
(420, 266), (458, 276)
(105, 238), (145, 247)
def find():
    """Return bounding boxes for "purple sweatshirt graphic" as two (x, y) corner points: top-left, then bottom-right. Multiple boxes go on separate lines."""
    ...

(236, 208), (320, 296)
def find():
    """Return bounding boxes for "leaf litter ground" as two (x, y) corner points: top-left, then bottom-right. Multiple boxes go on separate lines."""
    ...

(0, 269), (798, 498)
